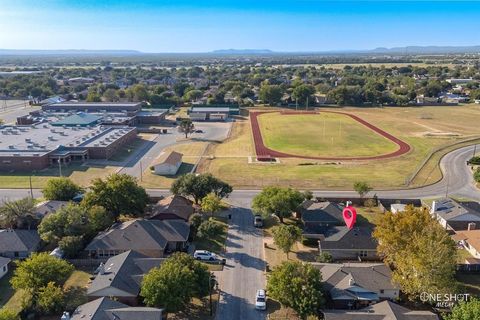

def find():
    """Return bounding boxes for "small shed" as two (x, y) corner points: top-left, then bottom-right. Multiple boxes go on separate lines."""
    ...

(152, 151), (183, 175)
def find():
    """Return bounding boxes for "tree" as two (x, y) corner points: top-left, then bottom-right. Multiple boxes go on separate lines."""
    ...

(292, 84), (315, 106)
(353, 181), (372, 199)
(373, 206), (457, 301)
(184, 89), (203, 102)
(197, 218), (223, 239)
(59, 235), (84, 258)
(38, 203), (93, 244)
(171, 173), (232, 204)
(11, 253), (73, 312)
(445, 298), (480, 320)
(103, 88), (119, 102)
(201, 193), (223, 216)
(82, 173), (149, 217)
(42, 177), (83, 201)
(178, 119), (195, 138)
(37, 282), (65, 315)
(86, 91), (101, 102)
(316, 251), (333, 263)
(259, 83), (283, 105)
(0, 309), (20, 320)
(140, 252), (210, 316)
(252, 186), (305, 223)
(267, 261), (324, 320)
(87, 205), (114, 231)
(272, 224), (302, 258)
(189, 213), (203, 238)
(474, 168), (480, 183)
(0, 197), (37, 229)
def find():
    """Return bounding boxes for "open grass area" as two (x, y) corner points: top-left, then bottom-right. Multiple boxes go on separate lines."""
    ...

(199, 105), (480, 189)
(456, 273), (480, 296)
(0, 270), (14, 309)
(258, 112), (398, 157)
(140, 141), (208, 188)
(0, 164), (116, 189)
(170, 292), (220, 320)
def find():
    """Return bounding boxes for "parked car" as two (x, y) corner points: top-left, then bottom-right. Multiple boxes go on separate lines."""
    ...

(195, 129), (204, 133)
(194, 250), (217, 261)
(255, 289), (267, 310)
(254, 215), (263, 228)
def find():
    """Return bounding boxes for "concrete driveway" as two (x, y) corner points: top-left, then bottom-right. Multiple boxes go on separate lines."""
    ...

(215, 197), (266, 320)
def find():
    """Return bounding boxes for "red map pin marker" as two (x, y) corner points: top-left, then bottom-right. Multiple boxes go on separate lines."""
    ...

(342, 206), (357, 229)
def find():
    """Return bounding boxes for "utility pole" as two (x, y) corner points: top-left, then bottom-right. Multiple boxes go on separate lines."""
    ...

(58, 159), (62, 177)
(209, 273), (213, 316)
(306, 96), (309, 111)
(473, 144), (477, 158)
(29, 175), (33, 198)
(140, 161), (143, 182)
(295, 98), (298, 111)
(445, 173), (450, 198)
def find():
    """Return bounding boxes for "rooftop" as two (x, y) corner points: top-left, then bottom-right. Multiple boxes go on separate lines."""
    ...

(71, 297), (163, 320)
(0, 229), (41, 253)
(51, 112), (103, 127)
(153, 151), (183, 166)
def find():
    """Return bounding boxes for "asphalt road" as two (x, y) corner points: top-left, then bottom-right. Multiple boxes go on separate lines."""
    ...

(214, 196), (266, 320)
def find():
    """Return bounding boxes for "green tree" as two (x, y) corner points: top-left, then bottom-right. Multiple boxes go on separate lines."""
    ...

(474, 168), (480, 183)
(37, 282), (65, 315)
(353, 181), (372, 199)
(445, 298), (480, 320)
(178, 119), (195, 138)
(82, 173), (149, 217)
(42, 177), (83, 201)
(103, 88), (119, 102)
(38, 203), (93, 244)
(189, 213), (203, 238)
(87, 205), (114, 231)
(171, 173), (232, 204)
(0, 197), (37, 229)
(201, 193), (223, 216)
(292, 84), (315, 106)
(140, 252), (210, 316)
(58, 235), (84, 258)
(259, 82), (283, 105)
(11, 253), (73, 311)
(184, 89), (203, 102)
(267, 261), (324, 320)
(252, 186), (305, 223)
(316, 251), (333, 263)
(373, 206), (457, 301)
(272, 224), (302, 258)
(0, 309), (20, 320)
(86, 91), (101, 102)
(197, 218), (223, 239)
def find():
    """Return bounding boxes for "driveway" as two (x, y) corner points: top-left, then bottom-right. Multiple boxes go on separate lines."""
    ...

(215, 197), (266, 320)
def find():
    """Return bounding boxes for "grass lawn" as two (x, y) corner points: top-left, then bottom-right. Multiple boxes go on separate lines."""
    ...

(258, 112), (398, 157)
(199, 105), (480, 189)
(108, 136), (153, 162)
(0, 164), (116, 189)
(170, 291), (220, 320)
(193, 216), (229, 254)
(0, 270), (15, 309)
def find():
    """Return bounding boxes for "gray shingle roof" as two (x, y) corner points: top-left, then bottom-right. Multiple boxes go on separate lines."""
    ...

(301, 201), (344, 224)
(150, 195), (194, 221)
(314, 263), (398, 302)
(432, 198), (480, 221)
(71, 297), (163, 320)
(87, 250), (164, 297)
(85, 219), (190, 252)
(319, 224), (377, 250)
(0, 256), (10, 266)
(323, 300), (438, 319)
(0, 229), (41, 253)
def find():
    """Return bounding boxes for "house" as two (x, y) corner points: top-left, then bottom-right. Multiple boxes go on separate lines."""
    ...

(152, 151), (183, 176)
(429, 198), (480, 231)
(0, 257), (10, 279)
(87, 250), (164, 305)
(318, 224), (379, 260)
(69, 297), (163, 320)
(85, 219), (190, 258)
(34, 200), (69, 219)
(0, 229), (41, 259)
(149, 195), (194, 221)
(300, 201), (344, 239)
(323, 300), (438, 319)
(313, 262), (399, 309)
(452, 228), (480, 260)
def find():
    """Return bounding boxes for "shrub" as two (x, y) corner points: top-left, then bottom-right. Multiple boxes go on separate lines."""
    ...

(316, 252), (333, 263)
(474, 168), (480, 183)
(197, 218), (223, 238)
(58, 235), (84, 258)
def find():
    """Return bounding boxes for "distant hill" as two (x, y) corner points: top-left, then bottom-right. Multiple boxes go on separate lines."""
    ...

(211, 49), (274, 54)
(368, 46), (480, 54)
(0, 49), (143, 56)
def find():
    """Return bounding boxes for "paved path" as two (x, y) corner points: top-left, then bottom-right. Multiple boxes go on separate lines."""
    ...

(215, 197), (266, 320)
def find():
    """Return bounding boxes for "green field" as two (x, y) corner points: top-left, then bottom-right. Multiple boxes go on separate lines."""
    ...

(257, 112), (398, 157)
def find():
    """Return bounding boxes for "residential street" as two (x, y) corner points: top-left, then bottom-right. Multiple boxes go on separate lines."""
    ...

(215, 197), (266, 320)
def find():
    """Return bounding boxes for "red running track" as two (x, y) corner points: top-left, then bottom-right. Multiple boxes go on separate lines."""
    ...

(250, 111), (411, 161)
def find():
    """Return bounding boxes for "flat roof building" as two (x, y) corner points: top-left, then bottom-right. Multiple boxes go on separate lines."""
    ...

(44, 102), (143, 113)
(0, 123), (136, 171)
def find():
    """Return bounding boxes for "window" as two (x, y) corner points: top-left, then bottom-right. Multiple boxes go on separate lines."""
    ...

(358, 251), (368, 257)
(14, 252), (19, 257)
(380, 289), (384, 294)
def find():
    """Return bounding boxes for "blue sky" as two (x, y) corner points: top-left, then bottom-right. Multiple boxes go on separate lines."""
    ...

(1, 1), (479, 52)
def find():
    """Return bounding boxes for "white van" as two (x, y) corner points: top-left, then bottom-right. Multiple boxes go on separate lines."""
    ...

(255, 289), (267, 310)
